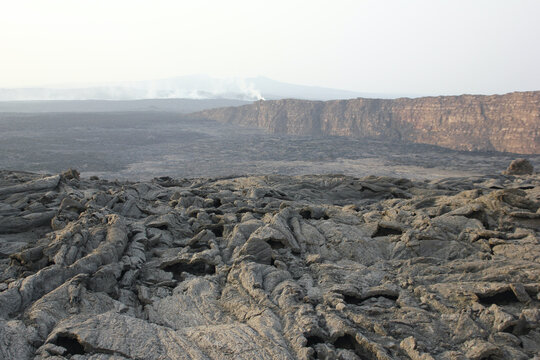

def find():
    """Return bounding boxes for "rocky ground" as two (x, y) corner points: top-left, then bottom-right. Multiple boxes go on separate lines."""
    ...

(3, 111), (538, 181)
(0, 168), (539, 359)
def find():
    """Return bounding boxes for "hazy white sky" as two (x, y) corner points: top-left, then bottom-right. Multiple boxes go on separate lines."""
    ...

(1, 0), (539, 95)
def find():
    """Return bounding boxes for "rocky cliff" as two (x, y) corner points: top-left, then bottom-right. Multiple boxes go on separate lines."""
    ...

(192, 91), (540, 154)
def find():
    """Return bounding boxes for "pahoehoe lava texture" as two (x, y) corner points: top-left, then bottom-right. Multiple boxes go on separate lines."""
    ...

(0, 169), (539, 359)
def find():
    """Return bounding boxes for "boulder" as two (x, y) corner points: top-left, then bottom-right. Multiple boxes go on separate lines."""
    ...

(504, 158), (534, 175)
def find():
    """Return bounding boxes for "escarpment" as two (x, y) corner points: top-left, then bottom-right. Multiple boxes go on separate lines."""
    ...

(1, 168), (540, 359)
(192, 91), (540, 154)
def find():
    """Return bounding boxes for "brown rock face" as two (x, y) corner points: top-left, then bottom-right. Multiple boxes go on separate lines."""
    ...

(193, 91), (540, 154)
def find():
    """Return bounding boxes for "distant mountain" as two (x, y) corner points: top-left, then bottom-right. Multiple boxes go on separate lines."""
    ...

(244, 76), (393, 100)
(0, 98), (251, 113)
(0, 75), (393, 102)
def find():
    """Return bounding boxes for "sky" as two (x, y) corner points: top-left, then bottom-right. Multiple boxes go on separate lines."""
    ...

(1, 0), (539, 96)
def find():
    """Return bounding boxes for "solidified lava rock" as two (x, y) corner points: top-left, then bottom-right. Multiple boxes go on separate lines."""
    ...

(0, 169), (539, 359)
(504, 158), (534, 175)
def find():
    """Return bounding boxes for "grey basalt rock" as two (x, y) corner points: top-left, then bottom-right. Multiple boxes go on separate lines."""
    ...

(0, 174), (60, 197)
(0, 170), (539, 359)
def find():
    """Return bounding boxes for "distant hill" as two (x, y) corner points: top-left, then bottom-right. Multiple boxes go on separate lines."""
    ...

(0, 98), (251, 113)
(242, 76), (393, 100)
(191, 91), (540, 154)
(0, 75), (393, 102)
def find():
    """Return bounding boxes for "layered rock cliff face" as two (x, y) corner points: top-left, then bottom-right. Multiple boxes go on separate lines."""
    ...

(1, 169), (540, 359)
(193, 91), (540, 154)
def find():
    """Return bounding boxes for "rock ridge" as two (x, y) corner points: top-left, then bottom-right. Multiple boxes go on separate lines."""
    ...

(192, 91), (540, 154)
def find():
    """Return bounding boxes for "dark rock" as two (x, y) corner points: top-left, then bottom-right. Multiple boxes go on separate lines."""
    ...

(504, 158), (534, 175)
(61, 169), (80, 181)
(1, 170), (539, 359)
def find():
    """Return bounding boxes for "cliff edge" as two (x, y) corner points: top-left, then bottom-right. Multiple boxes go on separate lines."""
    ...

(192, 91), (540, 154)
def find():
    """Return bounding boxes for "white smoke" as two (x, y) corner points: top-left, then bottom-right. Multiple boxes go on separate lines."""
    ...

(143, 76), (265, 101)
(0, 75), (265, 101)
(233, 78), (265, 100)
